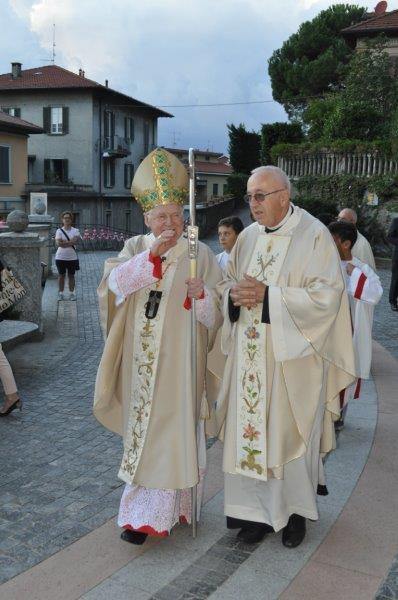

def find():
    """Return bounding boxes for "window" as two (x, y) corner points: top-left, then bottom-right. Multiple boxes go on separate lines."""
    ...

(205, 155), (210, 161)
(223, 183), (228, 195)
(72, 212), (80, 226)
(104, 110), (115, 149)
(124, 162), (134, 189)
(0, 146), (10, 183)
(104, 159), (115, 188)
(105, 211), (112, 227)
(144, 122), (150, 155)
(212, 183), (219, 196)
(124, 117), (135, 143)
(44, 159), (68, 184)
(1, 107), (21, 118)
(43, 107), (69, 135)
(125, 211), (131, 232)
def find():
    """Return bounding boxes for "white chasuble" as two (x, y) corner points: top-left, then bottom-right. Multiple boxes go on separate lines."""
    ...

(236, 234), (290, 481)
(118, 250), (179, 484)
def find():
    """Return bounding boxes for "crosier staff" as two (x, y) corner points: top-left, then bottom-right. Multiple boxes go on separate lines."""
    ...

(188, 147), (199, 538)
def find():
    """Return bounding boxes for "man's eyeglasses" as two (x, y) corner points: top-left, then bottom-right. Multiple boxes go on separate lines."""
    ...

(244, 189), (286, 204)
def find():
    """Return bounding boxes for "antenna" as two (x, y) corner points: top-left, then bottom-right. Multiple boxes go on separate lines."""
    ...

(170, 131), (181, 147)
(52, 23), (56, 64)
(40, 23), (56, 64)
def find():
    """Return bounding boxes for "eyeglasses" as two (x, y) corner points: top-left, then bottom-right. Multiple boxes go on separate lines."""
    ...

(244, 189), (286, 204)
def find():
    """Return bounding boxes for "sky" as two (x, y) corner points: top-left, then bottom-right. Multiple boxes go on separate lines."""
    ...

(1, 0), (397, 153)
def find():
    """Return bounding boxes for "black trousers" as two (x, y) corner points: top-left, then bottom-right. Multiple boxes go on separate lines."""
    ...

(389, 261), (398, 304)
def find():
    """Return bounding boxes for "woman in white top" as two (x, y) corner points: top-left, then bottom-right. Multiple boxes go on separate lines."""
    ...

(55, 212), (81, 301)
(216, 215), (244, 273)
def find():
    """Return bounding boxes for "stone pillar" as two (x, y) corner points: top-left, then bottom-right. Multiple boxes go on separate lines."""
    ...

(28, 214), (55, 278)
(0, 210), (46, 330)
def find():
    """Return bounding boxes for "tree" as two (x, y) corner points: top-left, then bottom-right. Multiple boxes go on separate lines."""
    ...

(268, 4), (366, 119)
(227, 123), (261, 175)
(304, 39), (398, 141)
(260, 122), (303, 164)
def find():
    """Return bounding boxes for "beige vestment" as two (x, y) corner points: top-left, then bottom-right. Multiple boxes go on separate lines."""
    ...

(352, 231), (376, 271)
(217, 206), (355, 530)
(94, 234), (222, 490)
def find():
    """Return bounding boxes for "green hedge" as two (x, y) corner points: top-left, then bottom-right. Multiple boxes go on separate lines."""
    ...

(226, 172), (248, 202)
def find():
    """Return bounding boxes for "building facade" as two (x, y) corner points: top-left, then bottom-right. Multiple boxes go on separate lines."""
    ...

(165, 148), (232, 204)
(0, 63), (172, 233)
(0, 110), (43, 218)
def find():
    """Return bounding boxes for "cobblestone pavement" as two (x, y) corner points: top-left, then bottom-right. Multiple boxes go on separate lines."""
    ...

(0, 207), (396, 588)
(373, 267), (398, 361)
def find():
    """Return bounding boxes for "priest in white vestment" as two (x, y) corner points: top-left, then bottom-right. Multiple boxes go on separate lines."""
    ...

(216, 166), (355, 547)
(94, 149), (223, 544)
(329, 221), (382, 410)
(338, 207), (376, 271)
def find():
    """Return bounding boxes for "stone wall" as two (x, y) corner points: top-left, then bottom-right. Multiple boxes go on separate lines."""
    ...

(0, 231), (45, 328)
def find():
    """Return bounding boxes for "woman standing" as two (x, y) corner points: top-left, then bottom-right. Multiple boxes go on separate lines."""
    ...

(55, 212), (81, 301)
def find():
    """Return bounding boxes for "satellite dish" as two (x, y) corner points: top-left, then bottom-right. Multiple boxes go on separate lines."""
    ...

(374, 1), (387, 16)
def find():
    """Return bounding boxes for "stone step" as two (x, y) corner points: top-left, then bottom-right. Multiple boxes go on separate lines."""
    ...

(0, 319), (39, 350)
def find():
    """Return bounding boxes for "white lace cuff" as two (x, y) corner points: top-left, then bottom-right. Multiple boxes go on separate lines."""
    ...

(196, 287), (216, 329)
(108, 250), (158, 306)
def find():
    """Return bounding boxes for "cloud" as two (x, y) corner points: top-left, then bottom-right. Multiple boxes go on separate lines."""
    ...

(4, 0), (397, 151)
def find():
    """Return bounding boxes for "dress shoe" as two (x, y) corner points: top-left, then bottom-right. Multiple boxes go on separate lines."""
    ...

(0, 398), (22, 417)
(391, 303), (398, 312)
(282, 514), (306, 548)
(120, 529), (148, 545)
(237, 523), (273, 544)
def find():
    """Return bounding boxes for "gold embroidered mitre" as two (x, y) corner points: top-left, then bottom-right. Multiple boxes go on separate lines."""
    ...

(131, 148), (188, 212)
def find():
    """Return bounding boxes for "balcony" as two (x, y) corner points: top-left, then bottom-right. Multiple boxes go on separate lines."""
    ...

(103, 135), (131, 158)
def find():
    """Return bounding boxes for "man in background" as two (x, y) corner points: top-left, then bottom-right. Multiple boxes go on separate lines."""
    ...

(337, 208), (376, 271)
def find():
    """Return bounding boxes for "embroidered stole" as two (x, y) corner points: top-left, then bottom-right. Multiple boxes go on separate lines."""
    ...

(118, 238), (186, 483)
(235, 233), (291, 481)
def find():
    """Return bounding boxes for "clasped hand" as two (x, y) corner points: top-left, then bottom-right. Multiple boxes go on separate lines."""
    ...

(230, 274), (266, 308)
(185, 277), (205, 299)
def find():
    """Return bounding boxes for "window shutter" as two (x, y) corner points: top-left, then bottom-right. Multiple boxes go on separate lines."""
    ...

(14, 108), (21, 118)
(124, 117), (128, 141)
(63, 159), (68, 182)
(111, 161), (115, 187)
(124, 163), (128, 188)
(43, 107), (51, 133)
(62, 107), (69, 134)
(111, 113), (115, 138)
(44, 158), (51, 182)
(131, 119), (135, 142)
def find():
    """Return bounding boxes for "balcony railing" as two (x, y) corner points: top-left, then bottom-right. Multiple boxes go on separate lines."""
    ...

(103, 135), (131, 158)
(277, 153), (398, 179)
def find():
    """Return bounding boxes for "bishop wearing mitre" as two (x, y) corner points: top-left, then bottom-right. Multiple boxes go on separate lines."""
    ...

(216, 166), (356, 548)
(94, 148), (222, 544)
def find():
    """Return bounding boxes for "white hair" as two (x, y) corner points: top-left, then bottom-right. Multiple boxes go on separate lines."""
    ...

(250, 165), (291, 194)
(338, 207), (357, 224)
(145, 203), (184, 218)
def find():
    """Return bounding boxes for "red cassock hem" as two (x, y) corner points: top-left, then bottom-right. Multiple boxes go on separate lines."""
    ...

(123, 524), (169, 538)
(354, 378), (362, 399)
(148, 252), (162, 279)
(183, 291), (205, 311)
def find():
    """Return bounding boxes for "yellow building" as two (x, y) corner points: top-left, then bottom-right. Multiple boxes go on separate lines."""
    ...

(165, 148), (232, 205)
(0, 110), (42, 218)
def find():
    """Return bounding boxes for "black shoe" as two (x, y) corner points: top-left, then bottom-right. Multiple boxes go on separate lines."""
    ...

(120, 529), (148, 545)
(282, 514), (306, 548)
(0, 399), (22, 417)
(237, 523), (273, 544)
(391, 303), (398, 312)
(334, 417), (344, 431)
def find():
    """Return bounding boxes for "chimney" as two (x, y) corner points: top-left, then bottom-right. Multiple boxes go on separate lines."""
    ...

(11, 62), (22, 79)
(105, 79), (108, 88)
